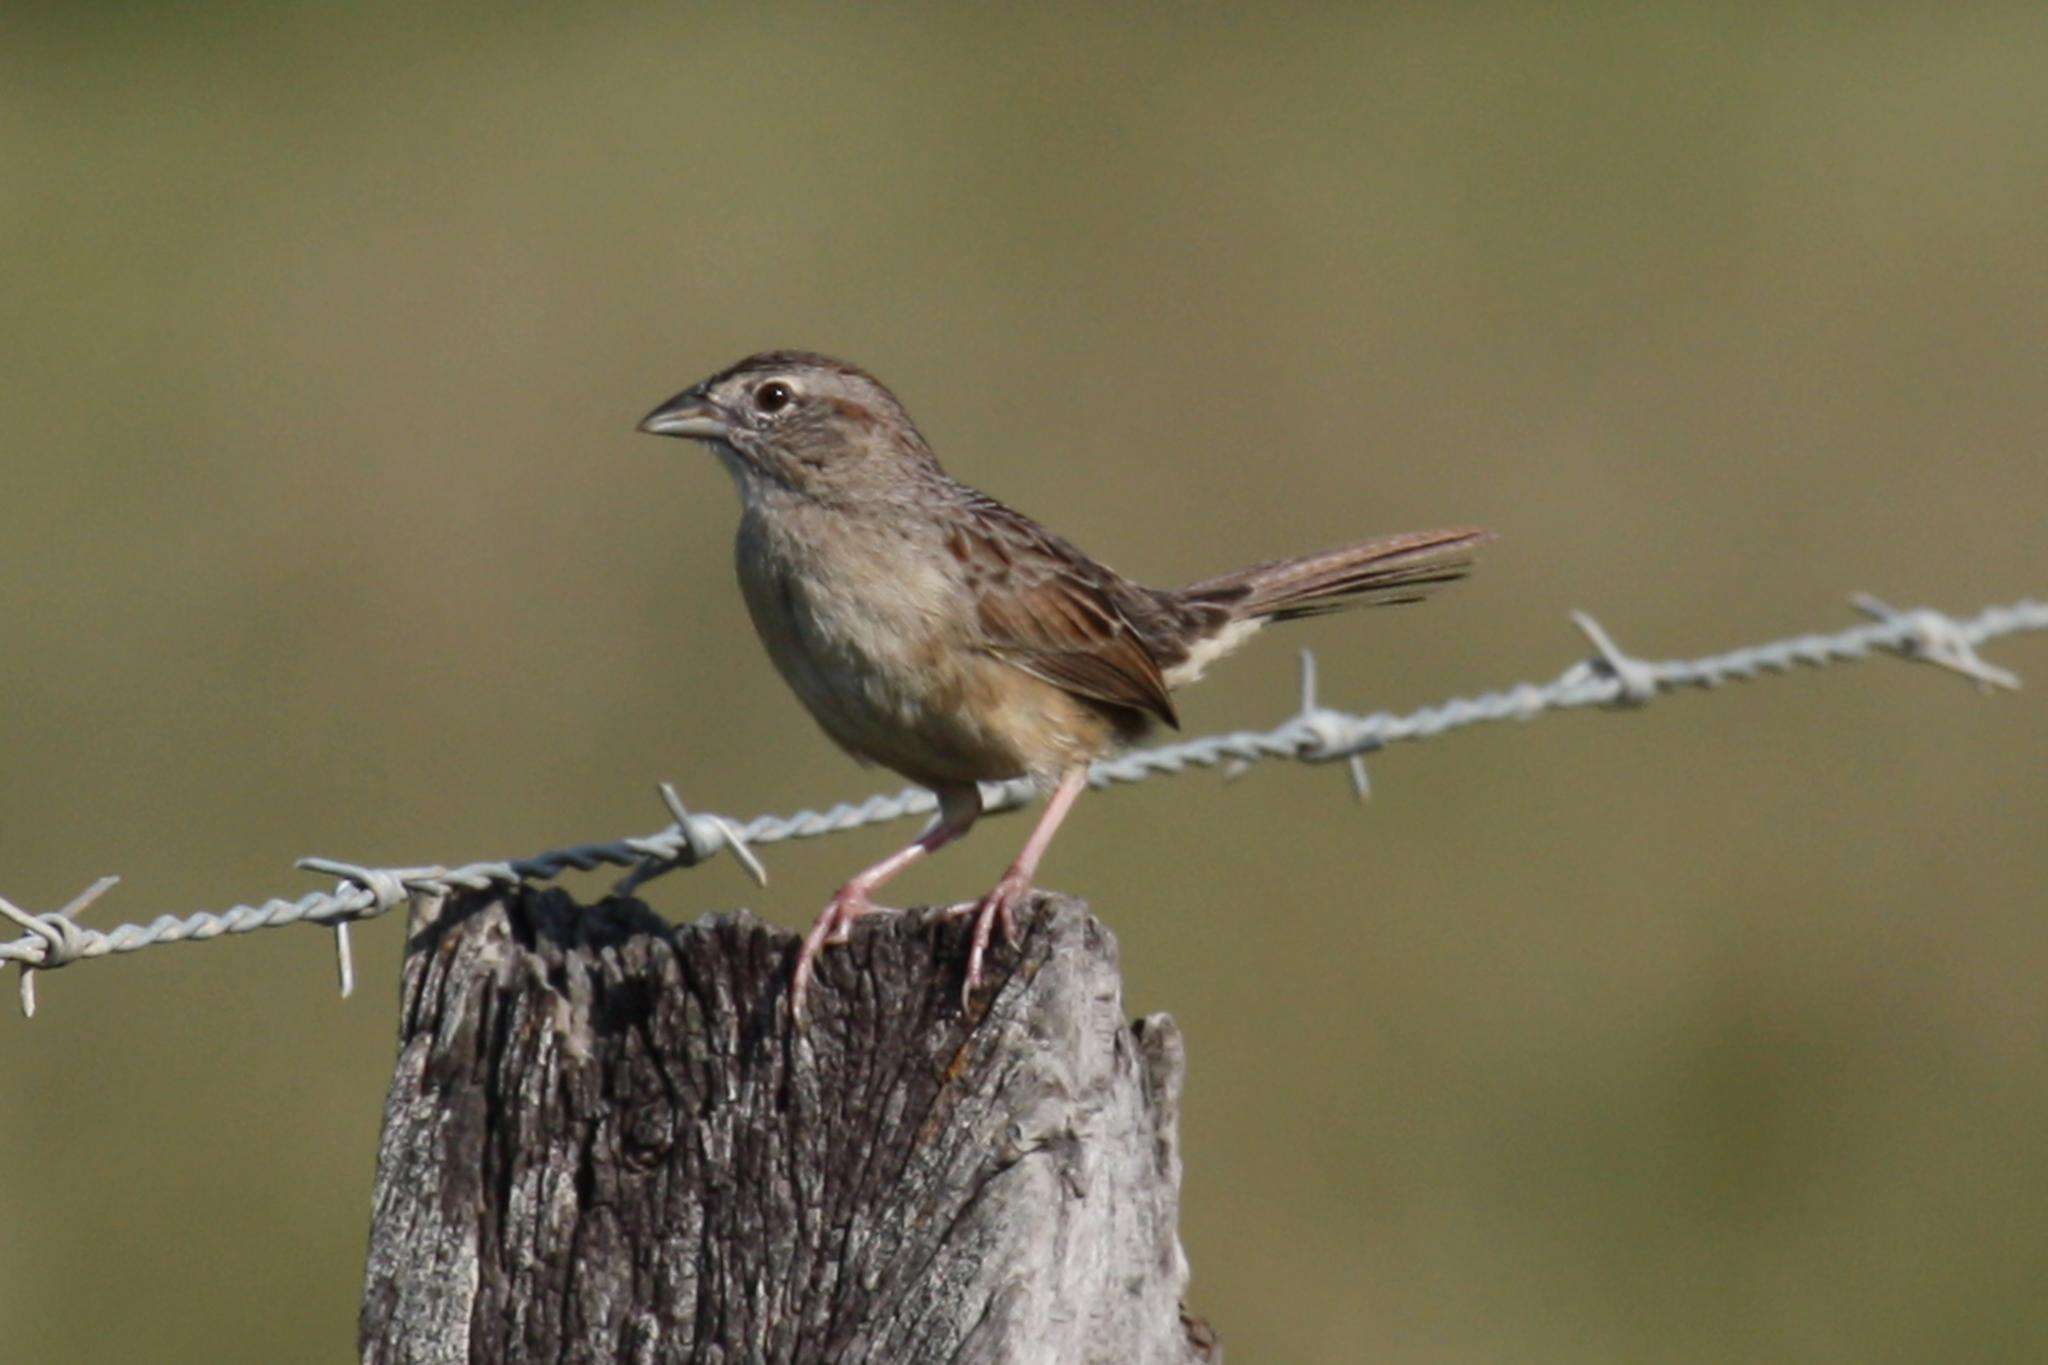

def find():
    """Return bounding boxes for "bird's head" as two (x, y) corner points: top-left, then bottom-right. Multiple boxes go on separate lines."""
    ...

(638, 351), (938, 504)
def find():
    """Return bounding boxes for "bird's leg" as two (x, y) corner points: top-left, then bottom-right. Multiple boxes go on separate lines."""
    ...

(945, 766), (1089, 1010)
(791, 782), (981, 1016)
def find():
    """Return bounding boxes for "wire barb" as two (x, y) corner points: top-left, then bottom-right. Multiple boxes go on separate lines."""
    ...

(1567, 611), (1662, 706)
(0, 875), (119, 1017)
(615, 783), (770, 897)
(1291, 649), (1373, 800)
(0, 594), (2038, 1020)
(334, 924), (355, 1000)
(1850, 593), (2023, 692)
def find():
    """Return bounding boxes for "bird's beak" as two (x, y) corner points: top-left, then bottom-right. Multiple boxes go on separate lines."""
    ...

(637, 389), (734, 441)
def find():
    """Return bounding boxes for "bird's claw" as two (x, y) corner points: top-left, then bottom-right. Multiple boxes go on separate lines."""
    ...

(943, 873), (1031, 1012)
(790, 886), (900, 1019)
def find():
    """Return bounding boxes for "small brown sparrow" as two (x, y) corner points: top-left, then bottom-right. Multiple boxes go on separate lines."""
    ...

(640, 351), (1488, 1013)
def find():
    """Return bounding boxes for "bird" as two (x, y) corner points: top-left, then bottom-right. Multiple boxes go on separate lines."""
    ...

(638, 351), (1489, 1014)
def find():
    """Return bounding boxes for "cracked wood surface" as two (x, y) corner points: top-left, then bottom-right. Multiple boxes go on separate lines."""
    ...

(359, 885), (1216, 1364)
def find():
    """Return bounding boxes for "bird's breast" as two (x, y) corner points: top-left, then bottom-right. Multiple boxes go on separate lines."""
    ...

(737, 504), (950, 684)
(731, 502), (1121, 784)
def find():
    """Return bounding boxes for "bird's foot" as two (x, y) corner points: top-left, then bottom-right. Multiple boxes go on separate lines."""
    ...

(941, 871), (1032, 1012)
(790, 885), (901, 1018)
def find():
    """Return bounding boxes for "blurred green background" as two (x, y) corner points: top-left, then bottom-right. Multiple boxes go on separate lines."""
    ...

(3, 4), (2044, 1360)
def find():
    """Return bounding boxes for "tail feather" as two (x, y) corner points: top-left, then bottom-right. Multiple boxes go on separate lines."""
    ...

(1180, 527), (1492, 624)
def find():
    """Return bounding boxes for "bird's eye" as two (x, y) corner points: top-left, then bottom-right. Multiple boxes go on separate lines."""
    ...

(754, 381), (793, 414)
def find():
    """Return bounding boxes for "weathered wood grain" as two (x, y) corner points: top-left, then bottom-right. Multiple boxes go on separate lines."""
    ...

(360, 885), (1216, 1364)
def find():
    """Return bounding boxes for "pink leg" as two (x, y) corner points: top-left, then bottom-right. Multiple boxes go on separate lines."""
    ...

(946, 766), (1089, 1010)
(791, 782), (981, 1016)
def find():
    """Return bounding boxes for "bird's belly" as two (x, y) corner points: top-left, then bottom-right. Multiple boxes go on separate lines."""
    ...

(736, 529), (1120, 785)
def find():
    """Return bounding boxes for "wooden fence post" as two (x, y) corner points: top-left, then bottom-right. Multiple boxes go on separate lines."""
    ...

(359, 885), (1218, 1364)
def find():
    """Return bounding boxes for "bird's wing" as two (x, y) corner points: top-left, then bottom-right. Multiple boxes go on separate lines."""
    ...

(953, 497), (1180, 729)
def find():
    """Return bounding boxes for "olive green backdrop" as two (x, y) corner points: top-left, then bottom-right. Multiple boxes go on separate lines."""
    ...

(3, 5), (2044, 1361)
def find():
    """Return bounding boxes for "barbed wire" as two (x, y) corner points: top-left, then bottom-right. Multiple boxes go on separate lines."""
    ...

(3, 593), (2040, 1018)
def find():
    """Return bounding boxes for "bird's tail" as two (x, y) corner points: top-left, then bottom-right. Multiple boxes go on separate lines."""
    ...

(1178, 527), (1492, 624)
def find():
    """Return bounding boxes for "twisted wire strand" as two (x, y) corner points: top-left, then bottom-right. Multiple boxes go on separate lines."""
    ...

(3, 594), (2040, 1016)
